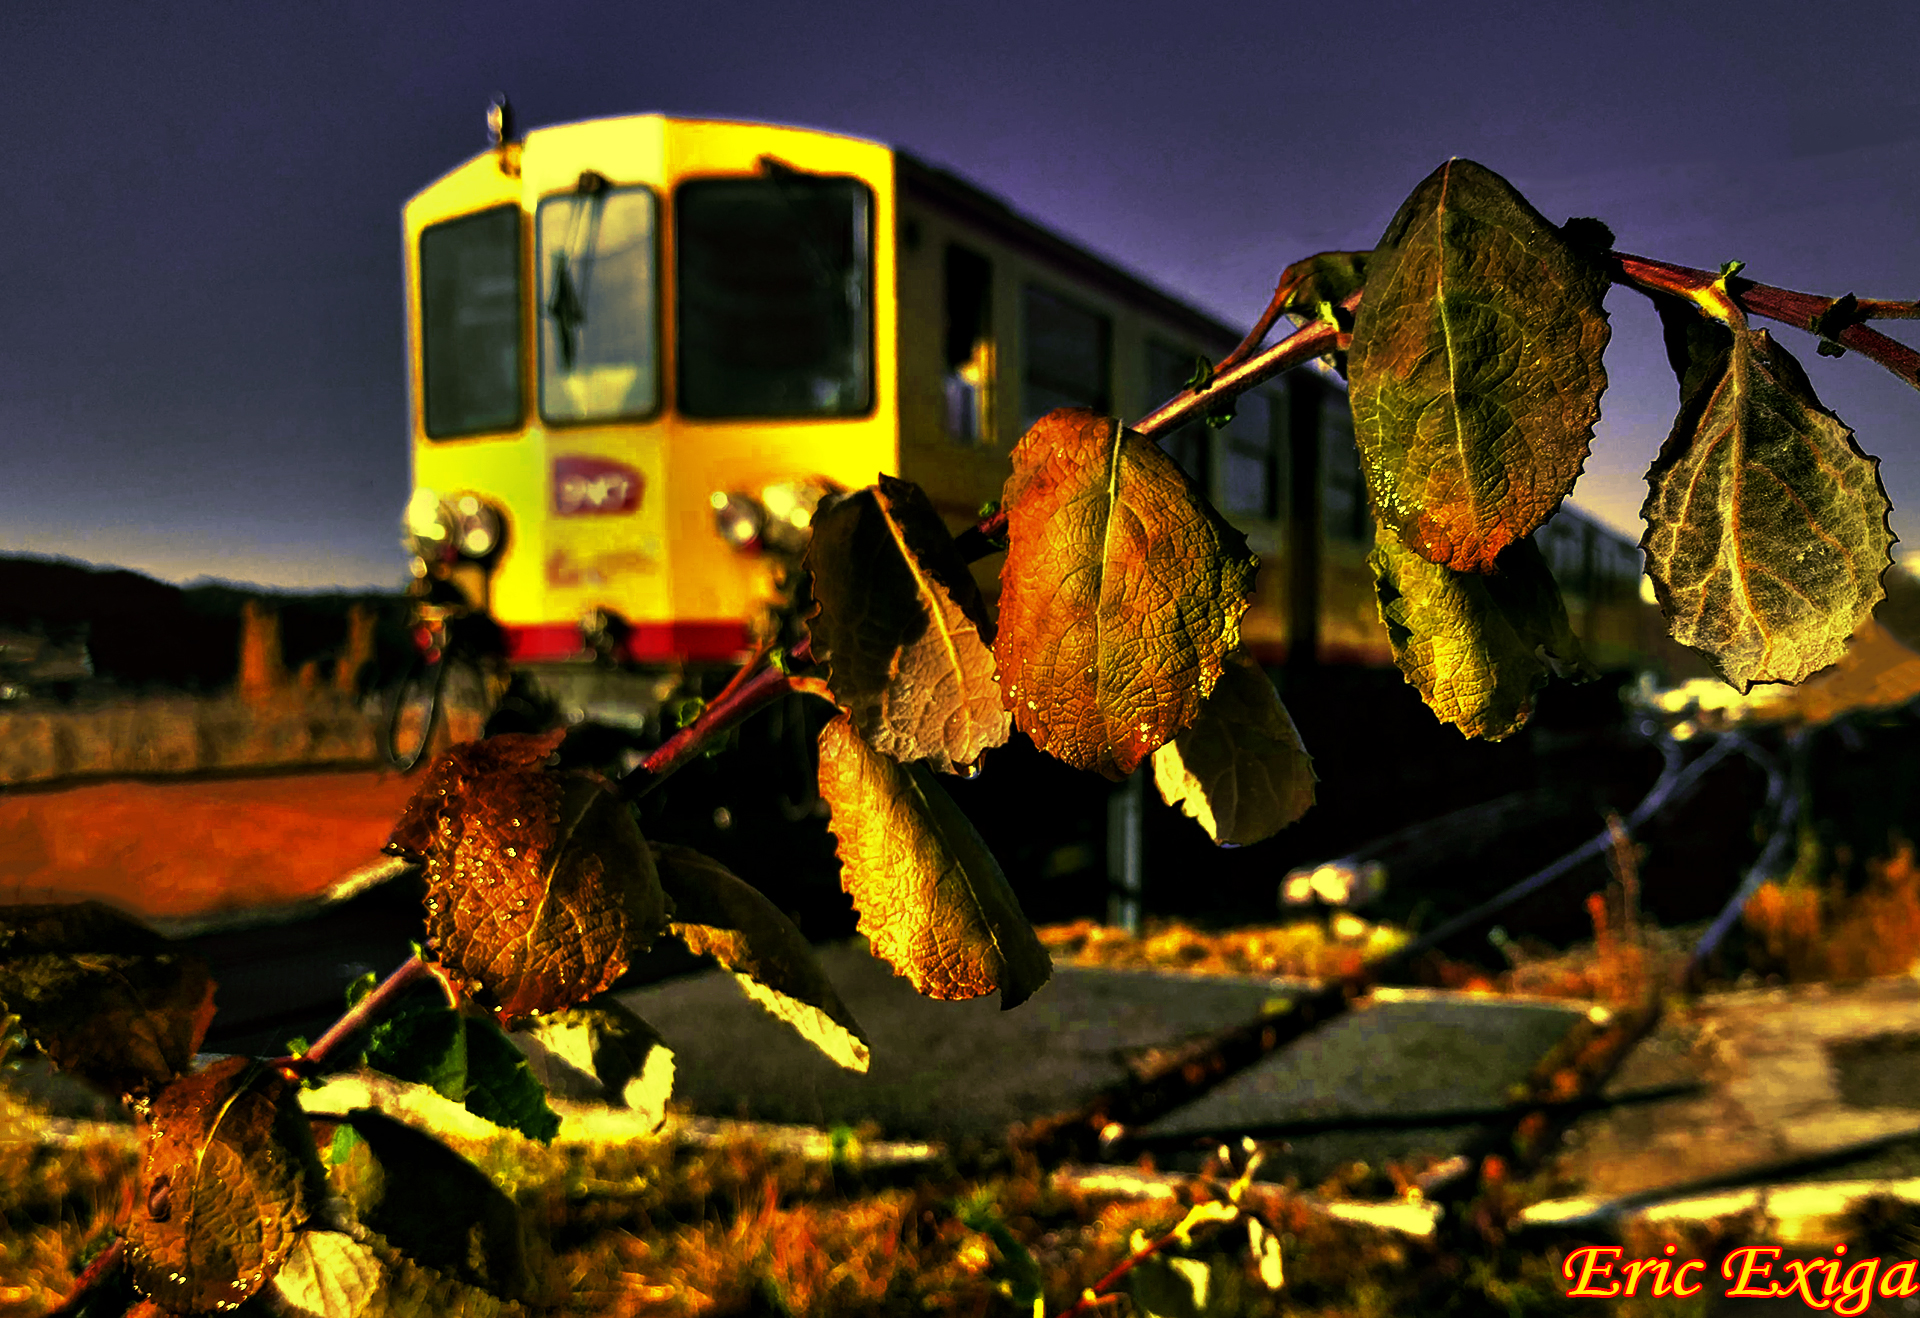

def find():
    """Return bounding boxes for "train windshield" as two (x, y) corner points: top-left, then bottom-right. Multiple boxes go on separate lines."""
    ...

(675, 174), (872, 419)
(419, 206), (522, 438)
(537, 185), (659, 424)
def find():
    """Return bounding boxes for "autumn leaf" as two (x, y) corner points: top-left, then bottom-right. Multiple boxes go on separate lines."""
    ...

(995, 409), (1258, 780)
(655, 843), (871, 1071)
(1152, 650), (1315, 845)
(1348, 159), (1611, 572)
(1642, 327), (1896, 690)
(805, 475), (1009, 773)
(514, 997), (676, 1122)
(385, 732), (670, 1027)
(264, 1229), (383, 1318)
(816, 713), (1051, 1009)
(1370, 528), (1595, 740)
(0, 901), (215, 1099)
(125, 1056), (319, 1312)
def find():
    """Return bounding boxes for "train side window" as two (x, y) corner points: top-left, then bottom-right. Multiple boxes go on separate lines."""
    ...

(944, 244), (993, 445)
(675, 174), (873, 419)
(419, 206), (523, 439)
(1022, 284), (1110, 432)
(1320, 404), (1371, 542)
(1217, 392), (1272, 519)
(536, 185), (659, 424)
(1145, 339), (1209, 494)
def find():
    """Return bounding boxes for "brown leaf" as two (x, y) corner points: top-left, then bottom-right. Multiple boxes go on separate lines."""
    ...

(1642, 327), (1896, 690)
(386, 733), (670, 1027)
(655, 843), (871, 1071)
(125, 1056), (318, 1313)
(1151, 650), (1316, 845)
(0, 902), (215, 1099)
(1348, 160), (1611, 572)
(995, 409), (1258, 780)
(816, 713), (1051, 1009)
(805, 475), (1010, 773)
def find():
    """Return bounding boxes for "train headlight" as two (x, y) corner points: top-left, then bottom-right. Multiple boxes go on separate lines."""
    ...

(451, 494), (506, 560)
(403, 489), (507, 567)
(404, 488), (456, 564)
(710, 490), (766, 551)
(757, 478), (836, 555)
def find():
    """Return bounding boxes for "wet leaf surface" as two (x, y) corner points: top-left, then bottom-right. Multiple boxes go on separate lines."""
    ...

(1151, 650), (1316, 845)
(806, 475), (1009, 773)
(1349, 159), (1610, 572)
(385, 732), (669, 1026)
(125, 1055), (318, 1312)
(0, 901), (214, 1100)
(995, 409), (1258, 780)
(1642, 328), (1896, 691)
(656, 843), (871, 1072)
(815, 713), (1051, 1009)
(1370, 529), (1595, 739)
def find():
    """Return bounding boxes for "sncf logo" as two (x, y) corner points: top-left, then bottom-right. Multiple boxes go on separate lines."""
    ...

(554, 456), (643, 516)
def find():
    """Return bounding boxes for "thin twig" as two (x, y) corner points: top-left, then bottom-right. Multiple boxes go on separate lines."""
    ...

(46, 1237), (124, 1318)
(1134, 299), (1354, 440)
(618, 659), (831, 802)
(1610, 251), (1920, 392)
(273, 953), (436, 1077)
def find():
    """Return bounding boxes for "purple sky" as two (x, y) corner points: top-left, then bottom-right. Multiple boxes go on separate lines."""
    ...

(5, 2), (1918, 589)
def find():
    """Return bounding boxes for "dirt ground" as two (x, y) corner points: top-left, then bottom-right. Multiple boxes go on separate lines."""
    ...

(0, 768), (423, 921)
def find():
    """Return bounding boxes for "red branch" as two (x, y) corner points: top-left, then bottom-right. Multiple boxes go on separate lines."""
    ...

(619, 646), (835, 801)
(1135, 310), (1350, 439)
(47, 1237), (124, 1317)
(1610, 251), (1920, 392)
(274, 952), (437, 1077)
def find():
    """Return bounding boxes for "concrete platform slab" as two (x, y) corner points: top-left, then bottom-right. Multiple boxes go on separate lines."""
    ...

(613, 937), (1310, 1145)
(1135, 987), (1593, 1183)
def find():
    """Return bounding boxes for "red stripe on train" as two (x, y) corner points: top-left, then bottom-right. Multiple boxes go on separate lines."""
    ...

(502, 621), (754, 664)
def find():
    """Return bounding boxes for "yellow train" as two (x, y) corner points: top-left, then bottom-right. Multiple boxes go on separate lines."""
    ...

(397, 104), (1651, 726)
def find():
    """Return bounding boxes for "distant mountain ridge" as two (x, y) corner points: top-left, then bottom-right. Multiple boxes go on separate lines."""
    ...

(0, 553), (407, 695)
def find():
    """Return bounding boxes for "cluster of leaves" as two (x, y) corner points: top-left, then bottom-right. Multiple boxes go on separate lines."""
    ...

(5, 156), (1915, 1316)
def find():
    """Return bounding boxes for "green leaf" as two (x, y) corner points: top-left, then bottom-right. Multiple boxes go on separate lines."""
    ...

(1641, 327), (1896, 690)
(1152, 649), (1315, 845)
(817, 713), (1052, 1009)
(805, 475), (1010, 773)
(1370, 528), (1595, 739)
(995, 409), (1259, 780)
(1272, 250), (1369, 322)
(957, 1194), (1046, 1307)
(1125, 1254), (1222, 1318)
(513, 997), (677, 1126)
(654, 843), (871, 1072)
(1348, 159), (1611, 573)
(369, 1002), (469, 1103)
(124, 1057), (319, 1312)
(459, 1013), (563, 1144)
(0, 901), (216, 1100)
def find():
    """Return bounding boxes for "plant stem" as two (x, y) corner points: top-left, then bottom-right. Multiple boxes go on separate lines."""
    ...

(1134, 309), (1351, 439)
(47, 1237), (123, 1318)
(1610, 251), (1920, 392)
(274, 953), (436, 1077)
(619, 657), (824, 802)
(1052, 1216), (1232, 1318)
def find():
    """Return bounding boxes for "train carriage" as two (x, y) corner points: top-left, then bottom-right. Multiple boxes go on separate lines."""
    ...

(397, 107), (1649, 734)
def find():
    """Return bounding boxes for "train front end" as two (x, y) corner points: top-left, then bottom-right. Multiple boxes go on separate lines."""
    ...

(399, 111), (898, 728)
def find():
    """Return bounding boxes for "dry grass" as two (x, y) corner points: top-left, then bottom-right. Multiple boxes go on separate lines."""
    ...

(1742, 836), (1920, 982)
(1037, 915), (1411, 981)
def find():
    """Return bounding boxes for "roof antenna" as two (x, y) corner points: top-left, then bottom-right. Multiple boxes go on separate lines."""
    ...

(487, 93), (515, 148)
